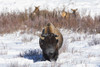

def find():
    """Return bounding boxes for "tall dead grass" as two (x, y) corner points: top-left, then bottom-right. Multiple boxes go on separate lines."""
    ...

(0, 7), (100, 34)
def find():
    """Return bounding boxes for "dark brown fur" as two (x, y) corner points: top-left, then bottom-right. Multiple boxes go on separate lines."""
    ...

(39, 23), (63, 61)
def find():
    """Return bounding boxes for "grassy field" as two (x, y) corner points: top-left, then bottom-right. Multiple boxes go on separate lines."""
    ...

(0, 7), (100, 34)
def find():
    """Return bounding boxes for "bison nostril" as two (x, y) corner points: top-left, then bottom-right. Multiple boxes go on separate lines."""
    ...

(49, 52), (53, 55)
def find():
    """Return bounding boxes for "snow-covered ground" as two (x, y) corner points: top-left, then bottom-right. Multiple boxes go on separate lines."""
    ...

(0, 0), (100, 17)
(0, 0), (100, 67)
(0, 30), (100, 67)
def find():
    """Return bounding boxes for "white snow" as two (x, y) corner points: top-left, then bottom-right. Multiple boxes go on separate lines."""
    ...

(0, 0), (100, 17)
(0, 30), (100, 67)
(0, 0), (100, 67)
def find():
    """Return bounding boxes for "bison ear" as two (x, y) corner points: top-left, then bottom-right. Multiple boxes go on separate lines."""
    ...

(55, 34), (59, 40)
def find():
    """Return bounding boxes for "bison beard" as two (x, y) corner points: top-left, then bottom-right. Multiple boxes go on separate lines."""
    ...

(43, 49), (58, 61)
(39, 33), (59, 61)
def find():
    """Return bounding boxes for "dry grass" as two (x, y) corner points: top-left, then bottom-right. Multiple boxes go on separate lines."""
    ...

(59, 44), (67, 54)
(88, 37), (100, 46)
(9, 62), (30, 67)
(0, 43), (7, 55)
(0, 7), (100, 34)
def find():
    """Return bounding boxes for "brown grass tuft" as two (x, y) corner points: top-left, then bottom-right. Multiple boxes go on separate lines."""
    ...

(0, 7), (100, 34)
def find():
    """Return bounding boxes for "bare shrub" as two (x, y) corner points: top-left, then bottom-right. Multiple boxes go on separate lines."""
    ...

(9, 62), (30, 67)
(59, 44), (67, 54)
(0, 43), (7, 55)
(95, 25), (100, 33)
(0, 7), (100, 34)
(21, 37), (33, 43)
(88, 37), (100, 46)
(21, 35), (33, 43)
(0, 50), (7, 55)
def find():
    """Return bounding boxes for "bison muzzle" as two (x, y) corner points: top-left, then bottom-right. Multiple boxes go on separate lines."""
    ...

(39, 23), (63, 61)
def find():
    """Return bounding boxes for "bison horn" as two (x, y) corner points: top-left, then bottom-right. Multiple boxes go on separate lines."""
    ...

(41, 34), (48, 37)
(55, 34), (58, 39)
(39, 34), (44, 40)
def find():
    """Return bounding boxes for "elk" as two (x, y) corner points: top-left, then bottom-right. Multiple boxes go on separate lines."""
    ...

(61, 8), (78, 20)
(39, 23), (63, 61)
(71, 9), (78, 17)
(29, 6), (40, 20)
(33, 6), (40, 15)
(61, 10), (70, 20)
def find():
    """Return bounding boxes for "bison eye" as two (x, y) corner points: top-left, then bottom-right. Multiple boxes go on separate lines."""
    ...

(56, 39), (58, 43)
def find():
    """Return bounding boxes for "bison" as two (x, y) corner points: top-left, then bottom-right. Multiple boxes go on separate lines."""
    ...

(39, 23), (63, 61)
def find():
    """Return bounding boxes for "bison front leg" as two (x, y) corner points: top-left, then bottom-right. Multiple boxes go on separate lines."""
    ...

(53, 51), (58, 61)
(43, 52), (50, 61)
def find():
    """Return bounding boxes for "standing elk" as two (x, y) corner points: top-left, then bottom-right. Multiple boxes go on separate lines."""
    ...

(33, 6), (40, 15)
(29, 6), (40, 20)
(39, 23), (63, 61)
(61, 8), (78, 20)
(71, 9), (78, 17)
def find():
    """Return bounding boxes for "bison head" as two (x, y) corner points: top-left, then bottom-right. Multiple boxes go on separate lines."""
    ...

(39, 33), (59, 61)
